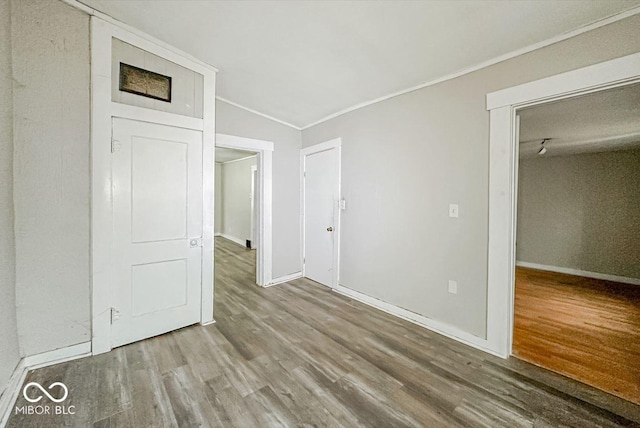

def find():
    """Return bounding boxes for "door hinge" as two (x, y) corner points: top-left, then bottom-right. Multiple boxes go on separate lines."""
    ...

(111, 140), (121, 153)
(110, 307), (120, 324)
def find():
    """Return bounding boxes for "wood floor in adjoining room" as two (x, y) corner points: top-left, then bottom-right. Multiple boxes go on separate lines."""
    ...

(7, 238), (640, 427)
(513, 267), (640, 406)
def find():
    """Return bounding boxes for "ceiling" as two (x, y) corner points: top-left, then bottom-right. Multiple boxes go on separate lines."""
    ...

(519, 83), (640, 158)
(215, 147), (256, 163)
(80, 0), (640, 129)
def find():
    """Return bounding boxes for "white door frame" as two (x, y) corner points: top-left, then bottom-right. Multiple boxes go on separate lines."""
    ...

(300, 138), (342, 289)
(250, 164), (258, 249)
(216, 133), (274, 287)
(485, 52), (640, 358)
(90, 17), (217, 355)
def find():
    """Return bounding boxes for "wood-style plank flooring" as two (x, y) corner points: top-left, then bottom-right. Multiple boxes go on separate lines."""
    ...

(513, 267), (640, 406)
(7, 239), (640, 427)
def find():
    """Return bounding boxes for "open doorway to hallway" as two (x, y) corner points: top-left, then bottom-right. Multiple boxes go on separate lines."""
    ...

(513, 83), (640, 404)
(215, 147), (259, 283)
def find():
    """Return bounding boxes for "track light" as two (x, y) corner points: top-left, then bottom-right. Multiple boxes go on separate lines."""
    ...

(538, 138), (549, 155)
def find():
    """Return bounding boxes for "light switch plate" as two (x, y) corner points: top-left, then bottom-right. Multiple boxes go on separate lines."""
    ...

(448, 280), (458, 294)
(449, 204), (459, 218)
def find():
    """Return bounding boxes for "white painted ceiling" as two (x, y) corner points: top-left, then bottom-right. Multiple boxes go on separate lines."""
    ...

(215, 147), (256, 163)
(519, 83), (640, 158)
(80, 0), (640, 128)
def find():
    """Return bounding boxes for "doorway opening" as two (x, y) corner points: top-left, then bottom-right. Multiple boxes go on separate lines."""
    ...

(214, 134), (273, 291)
(484, 52), (640, 361)
(215, 147), (259, 282)
(512, 83), (640, 404)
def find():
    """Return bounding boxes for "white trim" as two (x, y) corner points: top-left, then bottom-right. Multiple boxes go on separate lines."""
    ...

(486, 52), (640, 358)
(0, 360), (27, 428)
(0, 342), (92, 427)
(300, 138), (341, 157)
(267, 272), (303, 287)
(216, 134), (274, 152)
(91, 17), (217, 354)
(300, 138), (342, 289)
(201, 319), (217, 326)
(516, 261), (640, 286)
(61, 0), (218, 73)
(216, 133), (273, 286)
(487, 53), (640, 110)
(219, 234), (247, 248)
(250, 164), (258, 249)
(216, 97), (302, 131)
(301, 7), (640, 130)
(220, 154), (257, 165)
(23, 342), (91, 370)
(334, 285), (503, 358)
(111, 102), (204, 130)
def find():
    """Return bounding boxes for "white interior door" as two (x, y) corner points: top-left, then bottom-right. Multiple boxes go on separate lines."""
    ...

(111, 118), (203, 348)
(303, 147), (339, 287)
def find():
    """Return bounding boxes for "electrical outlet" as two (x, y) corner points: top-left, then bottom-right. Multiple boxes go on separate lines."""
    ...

(448, 280), (458, 294)
(449, 204), (459, 218)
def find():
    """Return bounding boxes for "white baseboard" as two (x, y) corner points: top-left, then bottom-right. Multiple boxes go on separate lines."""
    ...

(0, 360), (27, 428)
(516, 261), (640, 286)
(219, 234), (247, 248)
(266, 271), (302, 287)
(201, 319), (217, 326)
(333, 285), (503, 358)
(0, 341), (91, 427)
(214, 232), (222, 237)
(24, 342), (92, 370)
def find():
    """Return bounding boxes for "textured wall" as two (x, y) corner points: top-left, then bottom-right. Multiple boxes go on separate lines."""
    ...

(12, 0), (91, 355)
(220, 156), (257, 243)
(302, 14), (640, 338)
(517, 149), (640, 279)
(0, 0), (21, 397)
(216, 100), (302, 278)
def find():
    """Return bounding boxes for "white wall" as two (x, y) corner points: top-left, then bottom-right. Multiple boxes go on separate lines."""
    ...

(214, 163), (223, 235)
(220, 156), (257, 244)
(0, 0), (21, 397)
(216, 100), (302, 278)
(12, 0), (91, 356)
(517, 149), (640, 279)
(302, 14), (640, 339)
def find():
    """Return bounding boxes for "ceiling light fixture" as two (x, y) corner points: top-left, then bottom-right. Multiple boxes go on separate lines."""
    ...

(538, 138), (549, 155)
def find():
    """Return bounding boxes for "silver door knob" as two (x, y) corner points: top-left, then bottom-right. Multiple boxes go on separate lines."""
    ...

(327, 227), (333, 232)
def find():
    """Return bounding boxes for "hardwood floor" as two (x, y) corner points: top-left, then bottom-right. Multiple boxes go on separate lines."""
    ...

(6, 239), (640, 427)
(513, 267), (640, 406)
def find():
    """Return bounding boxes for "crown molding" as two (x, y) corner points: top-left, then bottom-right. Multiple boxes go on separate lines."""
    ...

(215, 97), (302, 131)
(301, 5), (640, 130)
(62, 0), (640, 134)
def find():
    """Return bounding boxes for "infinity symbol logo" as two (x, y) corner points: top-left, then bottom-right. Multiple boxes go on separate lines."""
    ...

(23, 382), (69, 403)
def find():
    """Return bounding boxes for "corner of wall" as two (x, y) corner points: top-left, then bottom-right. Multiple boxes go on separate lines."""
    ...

(0, 0), (22, 399)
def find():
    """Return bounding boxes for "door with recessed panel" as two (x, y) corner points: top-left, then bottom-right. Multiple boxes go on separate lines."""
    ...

(111, 118), (202, 347)
(303, 146), (339, 287)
